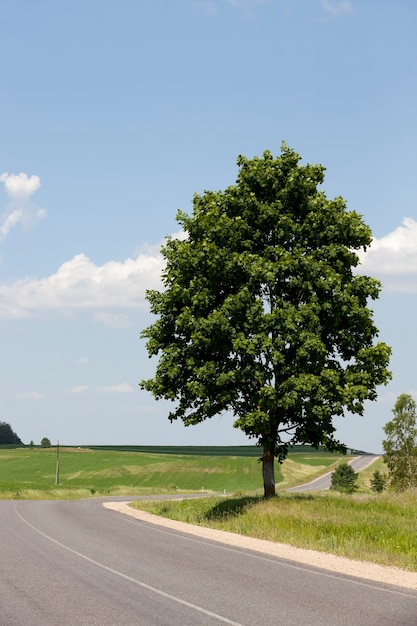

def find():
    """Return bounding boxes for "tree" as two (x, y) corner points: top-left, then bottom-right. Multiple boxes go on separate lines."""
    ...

(41, 437), (51, 448)
(370, 469), (387, 493)
(0, 421), (22, 445)
(383, 393), (417, 490)
(140, 144), (392, 497)
(330, 462), (359, 493)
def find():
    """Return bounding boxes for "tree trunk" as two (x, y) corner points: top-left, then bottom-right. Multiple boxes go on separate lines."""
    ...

(262, 447), (275, 497)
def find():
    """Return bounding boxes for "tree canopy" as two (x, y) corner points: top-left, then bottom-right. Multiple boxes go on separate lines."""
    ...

(141, 143), (391, 496)
(383, 393), (417, 490)
(0, 421), (22, 445)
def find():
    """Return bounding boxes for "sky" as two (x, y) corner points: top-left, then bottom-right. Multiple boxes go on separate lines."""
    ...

(1, 0), (416, 453)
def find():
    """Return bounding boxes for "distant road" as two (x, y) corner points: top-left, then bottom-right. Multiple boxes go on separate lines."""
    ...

(289, 455), (380, 492)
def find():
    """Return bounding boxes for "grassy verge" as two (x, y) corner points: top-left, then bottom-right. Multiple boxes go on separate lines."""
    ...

(131, 488), (417, 572)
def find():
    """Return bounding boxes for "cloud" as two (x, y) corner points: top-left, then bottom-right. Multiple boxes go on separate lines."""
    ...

(0, 172), (46, 241)
(0, 249), (164, 319)
(68, 384), (135, 395)
(190, 0), (219, 15)
(0, 172), (41, 198)
(321, 0), (353, 16)
(357, 217), (417, 292)
(99, 383), (135, 394)
(191, 0), (354, 20)
(69, 385), (90, 395)
(191, 0), (277, 19)
(92, 311), (133, 328)
(228, 0), (275, 19)
(15, 391), (45, 400)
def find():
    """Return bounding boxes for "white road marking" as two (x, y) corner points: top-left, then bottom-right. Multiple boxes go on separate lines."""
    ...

(15, 506), (244, 626)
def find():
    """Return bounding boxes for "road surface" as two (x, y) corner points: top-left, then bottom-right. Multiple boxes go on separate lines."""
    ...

(1, 497), (416, 625)
(289, 454), (379, 492)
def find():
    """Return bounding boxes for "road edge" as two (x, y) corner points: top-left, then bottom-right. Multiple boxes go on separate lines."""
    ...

(103, 501), (417, 591)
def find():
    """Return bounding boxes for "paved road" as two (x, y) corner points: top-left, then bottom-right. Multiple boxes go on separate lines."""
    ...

(289, 455), (380, 492)
(1, 497), (416, 625)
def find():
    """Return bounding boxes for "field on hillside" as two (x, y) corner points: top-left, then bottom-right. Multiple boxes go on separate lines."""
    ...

(0, 445), (347, 499)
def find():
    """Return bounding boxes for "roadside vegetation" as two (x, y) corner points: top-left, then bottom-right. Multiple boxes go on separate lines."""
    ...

(131, 481), (417, 572)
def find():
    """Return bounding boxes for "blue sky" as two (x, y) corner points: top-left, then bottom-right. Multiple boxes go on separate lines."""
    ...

(1, 0), (416, 453)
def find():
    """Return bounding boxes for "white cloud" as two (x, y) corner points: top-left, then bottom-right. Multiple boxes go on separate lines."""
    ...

(15, 391), (45, 400)
(321, 0), (353, 16)
(0, 172), (41, 198)
(191, 0), (353, 19)
(190, 0), (219, 15)
(191, 0), (277, 19)
(0, 172), (46, 241)
(228, 0), (275, 19)
(69, 385), (90, 395)
(0, 249), (164, 319)
(358, 217), (417, 292)
(99, 383), (135, 394)
(69, 384), (136, 395)
(92, 311), (133, 328)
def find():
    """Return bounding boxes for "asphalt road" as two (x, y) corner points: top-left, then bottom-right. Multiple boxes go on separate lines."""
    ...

(289, 455), (380, 492)
(1, 497), (416, 625)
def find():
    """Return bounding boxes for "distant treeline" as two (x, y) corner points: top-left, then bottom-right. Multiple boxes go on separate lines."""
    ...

(84, 444), (367, 456)
(0, 443), (369, 455)
(87, 445), (261, 456)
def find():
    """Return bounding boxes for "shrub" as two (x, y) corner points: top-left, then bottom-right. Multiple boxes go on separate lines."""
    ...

(330, 462), (358, 493)
(370, 469), (387, 493)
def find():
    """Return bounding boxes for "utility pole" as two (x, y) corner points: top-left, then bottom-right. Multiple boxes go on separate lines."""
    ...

(55, 440), (60, 486)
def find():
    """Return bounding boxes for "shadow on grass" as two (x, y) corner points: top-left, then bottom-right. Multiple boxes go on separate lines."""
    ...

(205, 496), (261, 521)
(205, 492), (315, 521)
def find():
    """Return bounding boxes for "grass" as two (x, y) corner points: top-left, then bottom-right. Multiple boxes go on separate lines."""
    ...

(0, 445), (345, 499)
(131, 488), (417, 572)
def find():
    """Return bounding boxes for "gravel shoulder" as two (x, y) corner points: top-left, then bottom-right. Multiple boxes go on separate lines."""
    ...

(103, 501), (417, 591)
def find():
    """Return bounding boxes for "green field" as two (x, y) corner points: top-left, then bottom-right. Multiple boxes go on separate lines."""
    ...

(0, 445), (346, 499)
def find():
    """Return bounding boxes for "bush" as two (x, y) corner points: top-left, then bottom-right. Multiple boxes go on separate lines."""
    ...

(330, 462), (359, 493)
(41, 437), (51, 448)
(370, 469), (387, 493)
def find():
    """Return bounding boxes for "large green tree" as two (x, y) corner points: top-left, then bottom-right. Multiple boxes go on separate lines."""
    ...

(141, 144), (391, 497)
(383, 393), (417, 490)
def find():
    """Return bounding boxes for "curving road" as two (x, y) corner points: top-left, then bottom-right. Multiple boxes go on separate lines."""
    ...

(0, 497), (416, 625)
(289, 455), (380, 492)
